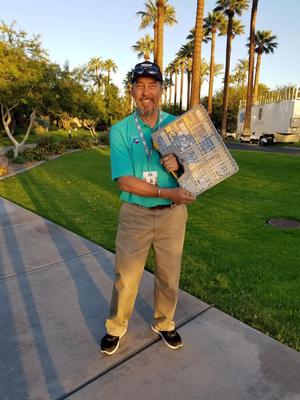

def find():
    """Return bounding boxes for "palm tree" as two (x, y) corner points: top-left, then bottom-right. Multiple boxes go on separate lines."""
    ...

(103, 58), (118, 85)
(186, 27), (210, 44)
(202, 62), (223, 87)
(243, 0), (258, 137)
(190, 0), (205, 107)
(231, 17), (245, 38)
(232, 58), (249, 87)
(123, 70), (133, 94)
(132, 34), (154, 61)
(87, 57), (104, 91)
(171, 58), (181, 105)
(226, 19), (245, 84)
(156, 0), (165, 72)
(252, 30), (278, 103)
(174, 55), (186, 110)
(214, 0), (249, 137)
(203, 11), (227, 115)
(177, 42), (193, 109)
(192, 59), (223, 99)
(123, 70), (134, 111)
(163, 76), (172, 106)
(165, 63), (174, 105)
(136, 0), (177, 65)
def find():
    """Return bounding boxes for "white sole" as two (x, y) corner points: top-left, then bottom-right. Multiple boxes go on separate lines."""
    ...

(151, 325), (183, 349)
(100, 329), (127, 355)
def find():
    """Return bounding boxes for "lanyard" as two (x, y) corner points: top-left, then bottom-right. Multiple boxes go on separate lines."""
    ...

(134, 111), (163, 162)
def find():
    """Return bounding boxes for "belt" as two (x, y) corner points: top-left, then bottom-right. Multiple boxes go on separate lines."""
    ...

(132, 203), (175, 210)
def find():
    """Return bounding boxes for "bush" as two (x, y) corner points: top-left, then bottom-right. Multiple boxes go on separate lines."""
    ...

(7, 147), (48, 163)
(33, 125), (47, 135)
(162, 104), (186, 116)
(5, 150), (26, 164)
(48, 125), (59, 132)
(62, 136), (93, 149)
(37, 135), (55, 147)
(24, 148), (48, 161)
(37, 136), (66, 154)
(98, 131), (110, 145)
(5, 134), (93, 164)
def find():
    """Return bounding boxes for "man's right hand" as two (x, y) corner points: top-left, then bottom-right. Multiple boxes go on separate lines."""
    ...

(163, 187), (196, 205)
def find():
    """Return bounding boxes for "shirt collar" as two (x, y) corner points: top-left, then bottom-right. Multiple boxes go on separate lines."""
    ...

(135, 110), (162, 130)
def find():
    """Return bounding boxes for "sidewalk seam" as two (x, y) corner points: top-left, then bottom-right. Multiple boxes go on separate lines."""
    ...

(0, 248), (105, 281)
(55, 304), (213, 400)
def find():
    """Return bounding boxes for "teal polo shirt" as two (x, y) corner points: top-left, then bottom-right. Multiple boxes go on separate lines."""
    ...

(110, 111), (178, 207)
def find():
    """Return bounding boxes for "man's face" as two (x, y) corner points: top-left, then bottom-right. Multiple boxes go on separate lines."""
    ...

(131, 76), (163, 117)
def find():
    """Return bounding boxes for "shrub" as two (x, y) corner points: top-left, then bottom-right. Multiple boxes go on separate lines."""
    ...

(98, 131), (110, 145)
(48, 125), (59, 132)
(37, 135), (55, 147)
(5, 149), (15, 159)
(62, 136), (92, 150)
(37, 136), (66, 154)
(33, 125), (47, 135)
(5, 134), (93, 164)
(162, 104), (186, 116)
(6, 146), (49, 163)
(7, 147), (48, 163)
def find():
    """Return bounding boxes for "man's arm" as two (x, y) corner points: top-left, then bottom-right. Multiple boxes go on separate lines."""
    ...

(117, 176), (195, 205)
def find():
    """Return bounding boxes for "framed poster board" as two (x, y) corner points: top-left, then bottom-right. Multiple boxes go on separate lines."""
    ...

(152, 105), (239, 196)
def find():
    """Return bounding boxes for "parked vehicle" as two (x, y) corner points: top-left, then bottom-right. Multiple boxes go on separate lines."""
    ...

(237, 86), (300, 144)
(258, 133), (276, 145)
(225, 132), (237, 141)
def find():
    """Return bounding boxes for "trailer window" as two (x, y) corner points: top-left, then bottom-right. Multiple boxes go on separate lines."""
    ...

(258, 108), (263, 120)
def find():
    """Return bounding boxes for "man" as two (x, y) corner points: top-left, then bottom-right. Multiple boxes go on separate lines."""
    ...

(100, 61), (195, 355)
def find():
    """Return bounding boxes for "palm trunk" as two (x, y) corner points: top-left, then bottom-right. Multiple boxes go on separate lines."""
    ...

(156, 0), (164, 73)
(253, 51), (262, 103)
(190, 0), (205, 106)
(174, 71), (178, 105)
(221, 13), (234, 138)
(243, 0), (258, 137)
(180, 63), (185, 110)
(187, 57), (193, 108)
(208, 29), (216, 115)
(187, 70), (191, 109)
(153, 21), (158, 62)
(169, 73), (173, 105)
(95, 67), (101, 91)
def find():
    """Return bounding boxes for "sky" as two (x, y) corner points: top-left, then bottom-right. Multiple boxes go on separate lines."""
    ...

(2, 0), (300, 99)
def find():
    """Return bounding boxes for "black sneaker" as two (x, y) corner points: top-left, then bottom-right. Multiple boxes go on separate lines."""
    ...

(100, 330), (126, 355)
(151, 325), (183, 349)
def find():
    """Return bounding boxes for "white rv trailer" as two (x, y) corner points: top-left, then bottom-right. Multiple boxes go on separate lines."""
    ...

(237, 86), (300, 143)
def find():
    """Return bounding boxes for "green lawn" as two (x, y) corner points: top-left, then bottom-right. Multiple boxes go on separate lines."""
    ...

(0, 148), (299, 351)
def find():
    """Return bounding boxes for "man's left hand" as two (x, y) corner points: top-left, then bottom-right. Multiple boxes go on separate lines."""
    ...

(161, 154), (180, 172)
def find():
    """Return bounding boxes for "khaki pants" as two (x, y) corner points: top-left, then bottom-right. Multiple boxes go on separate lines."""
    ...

(105, 203), (188, 336)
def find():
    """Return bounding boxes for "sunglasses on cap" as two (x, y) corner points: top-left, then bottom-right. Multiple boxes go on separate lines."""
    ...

(134, 63), (160, 75)
(131, 62), (163, 83)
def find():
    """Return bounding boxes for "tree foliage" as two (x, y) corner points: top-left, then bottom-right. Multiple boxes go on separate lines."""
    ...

(0, 21), (127, 158)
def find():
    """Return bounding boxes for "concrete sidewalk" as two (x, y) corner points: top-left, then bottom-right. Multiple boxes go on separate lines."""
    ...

(0, 197), (299, 400)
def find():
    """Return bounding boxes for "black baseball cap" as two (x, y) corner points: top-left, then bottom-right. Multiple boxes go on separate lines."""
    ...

(131, 61), (163, 83)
